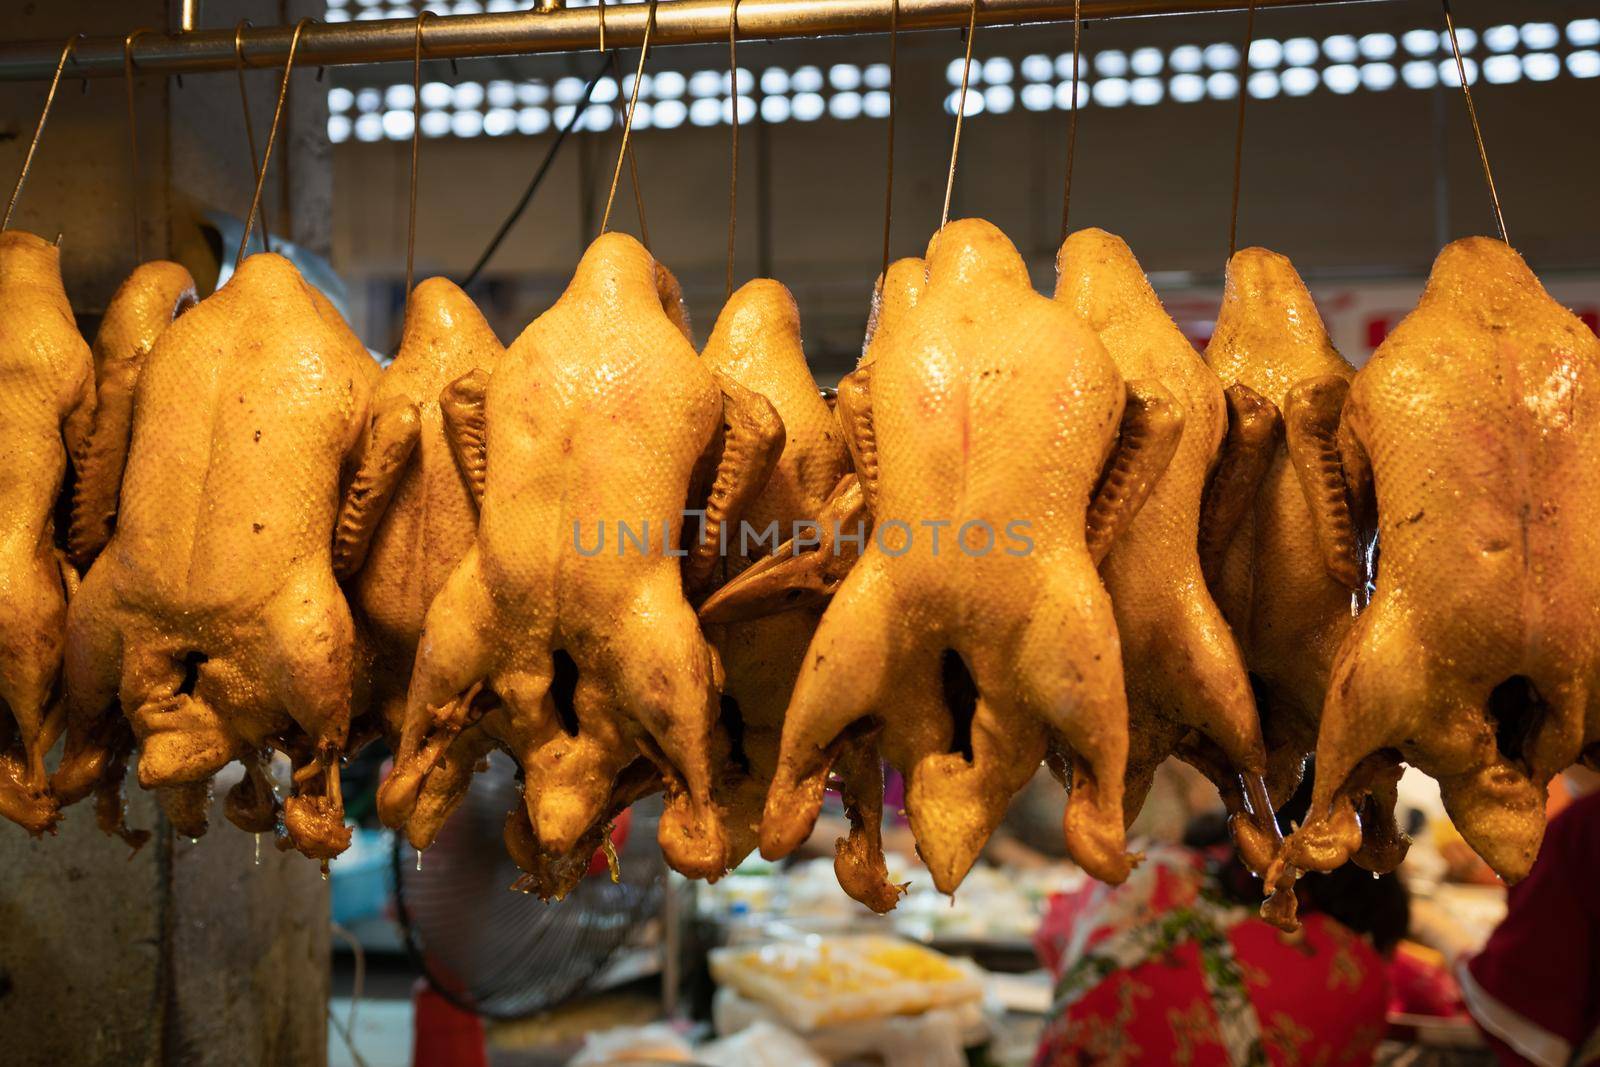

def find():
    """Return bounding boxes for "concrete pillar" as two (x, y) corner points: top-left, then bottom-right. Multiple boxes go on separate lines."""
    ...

(0, 3), (332, 1066)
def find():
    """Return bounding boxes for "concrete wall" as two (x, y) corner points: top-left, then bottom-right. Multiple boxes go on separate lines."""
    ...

(0, 3), (331, 1065)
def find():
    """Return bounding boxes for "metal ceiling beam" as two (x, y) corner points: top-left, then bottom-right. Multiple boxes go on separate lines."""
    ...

(0, 0), (1395, 81)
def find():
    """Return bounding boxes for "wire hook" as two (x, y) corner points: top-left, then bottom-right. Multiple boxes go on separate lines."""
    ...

(234, 20), (272, 255)
(878, 0), (899, 282)
(1059, 0), (1082, 240)
(123, 29), (155, 263)
(1441, 0), (1507, 244)
(939, 0), (980, 234)
(599, 0), (659, 237)
(3, 35), (83, 233)
(725, 0), (741, 300)
(405, 12), (433, 303)
(1227, 0), (1256, 260)
(236, 19), (313, 269)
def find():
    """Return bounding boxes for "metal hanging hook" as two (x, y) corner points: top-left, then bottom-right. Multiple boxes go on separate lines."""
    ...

(3, 35), (83, 233)
(878, 0), (899, 282)
(236, 19), (312, 269)
(1441, 0), (1507, 244)
(599, 0), (659, 237)
(234, 20), (271, 255)
(1227, 0), (1256, 260)
(725, 0), (741, 299)
(405, 12), (432, 303)
(123, 29), (155, 263)
(939, 0), (980, 234)
(606, 50), (651, 250)
(1059, 0), (1082, 240)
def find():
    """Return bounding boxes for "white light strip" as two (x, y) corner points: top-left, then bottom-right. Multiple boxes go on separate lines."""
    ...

(327, 18), (1597, 140)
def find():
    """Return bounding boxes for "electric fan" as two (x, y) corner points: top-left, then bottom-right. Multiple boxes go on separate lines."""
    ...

(392, 751), (666, 1019)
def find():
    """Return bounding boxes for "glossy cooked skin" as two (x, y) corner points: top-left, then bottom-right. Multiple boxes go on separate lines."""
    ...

(351, 277), (503, 743)
(0, 231), (94, 833)
(1286, 238), (1600, 882)
(56, 253), (386, 859)
(1202, 248), (1357, 803)
(762, 219), (1136, 894)
(1054, 229), (1274, 870)
(379, 233), (730, 889)
(698, 278), (849, 869)
(69, 260), (198, 570)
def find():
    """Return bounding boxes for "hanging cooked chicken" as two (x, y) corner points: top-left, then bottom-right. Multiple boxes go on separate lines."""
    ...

(694, 278), (908, 908)
(52, 252), (417, 860)
(1201, 249), (1363, 813)
(1281, 237), (1600, 885)
(349, 276), (503, 748)
(729, 218), (1182, 896)
(1054, 228), (1279, 875)
(377, 233), (784, 897)
(0, 231), (95, 834)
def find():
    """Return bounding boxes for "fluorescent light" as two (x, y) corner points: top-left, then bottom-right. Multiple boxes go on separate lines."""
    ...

(356, 87), (382, 113)
(1021, 55), (1053, 83)
(1249, 39), (1283, 69)
(1523, 53), (1560, 81)
(689, 70), (722, 97)
(1402, 30), (1438, 57)
(654, 70), (686, 99)
(329, 87), (354, 113)
(1522, 22), (1560, 50)
(1021, 83), (1054, 111)
(1169, 45), (1203, 73)
(792, 93), (825, 121)
(1483, 54), (1521, 84)
(382, 109), (414, 139)
(1569, 50), (1600, 78)
(1092, 78), (1130, 107)
(1094, 50), (1129, 78)
(793, 66), (825, 94)
(829, 63), (862, 90)
(1284, 37), (1318, 66)
(984, 84), (1015, 113)
(452, 82), (485, 110)
(761, 95), (791, 122)
(450, 111), (483, 138)
(1361, 63), (1397, 91)
(1324, 64), (1359, 94)
(419, 110), (451, 137)
(983, 57), (1014, 85)
(689, 97), (721, 126)
(1402, 60), (1438, 89)
(864, 63), (892, 90)
(863, 90), (892, 118)
(482, 109), (515, 136)
(1130, 78), (1163, 105)
(516, 82), (548, 106)
(1438, 57), (1478, 87)
(1247, 71), (1280, 99)
(485, 81), (516, 108)
(1322, 35), (1358, 63)
(945, 88), (983, 116)
(1483, 24), (1520, 52)
(759, 68), (788, 95)
(830, 92), (863, 120)
(653, 99), (687, 129)
(516, 107), (549, 135)
(328, 114), (352, 142)
(1132, 47), (1163, 76)
(1170, 73), (1204, 103)
(1205, 71), (1238, 99)
(1281, 67), (1317, 96)
(1571, 20), (1600, 48)
(1358, 33), (1396, 61)
(590, 77), (619, 105)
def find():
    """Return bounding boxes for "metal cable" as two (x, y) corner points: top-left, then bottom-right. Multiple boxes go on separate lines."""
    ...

(405, 13), (432, 302)
(1441, 0), (1507, 243)
(122, 30), (154, 262)
(1227, 0), (1256, 259)
(939, 0), (980, 232)
(879, 0), (898, 279)
(1059, 0), (1081, 239)
(599, 0), (659, 236)
(3, 36), (82, 232)
(726, 0), (741, 299)
(236, 19), (311, 269)
(234, 21), (271, 255)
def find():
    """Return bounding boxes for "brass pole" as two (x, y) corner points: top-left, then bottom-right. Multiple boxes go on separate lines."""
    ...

(0, 0), (1397, 81)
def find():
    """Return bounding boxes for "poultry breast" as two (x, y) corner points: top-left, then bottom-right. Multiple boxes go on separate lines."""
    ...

(54, 252), (418, 860)
(1283, 237), (1600, 885)
(746, 218), (1182, 895)
(378, 233), (782, 897)
(0, 231), (95, 834)
(1202, 249), (1361, 809)
(350, 276), (503, 748)
(1054, 228), (1279, 875)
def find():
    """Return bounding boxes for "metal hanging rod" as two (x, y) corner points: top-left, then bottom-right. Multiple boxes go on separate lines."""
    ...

(0, 0), (1391, 81)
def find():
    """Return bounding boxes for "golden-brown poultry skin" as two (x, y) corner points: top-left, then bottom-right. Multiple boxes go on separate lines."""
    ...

(0, 231), (94, 833)
(1054, 229), (1276, 872)
(351, 277), (503, 744)
(378, 233), (740, 890)
(1285, 237), (1600, 883)
(1202, 248), (1358, 803)
(697, 278), (850, 869)
(55, 252), (407, 860)
(759, 219), (1141, 894)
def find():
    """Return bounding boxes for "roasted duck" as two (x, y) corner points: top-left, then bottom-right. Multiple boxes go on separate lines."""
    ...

(693, 278), (854, 873)
(378, 233), (783, 896)
(1054, 228), (1279, 875)
(350, 277), (503, 746)
(54, 252), (415, 860)
(1282, 237), (1600, 885)
(1201, 248), (1361, 808)
(0, 231), (95, 833)
(732, 219), (1181, 895)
